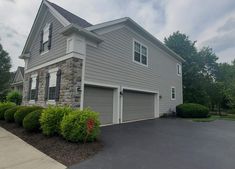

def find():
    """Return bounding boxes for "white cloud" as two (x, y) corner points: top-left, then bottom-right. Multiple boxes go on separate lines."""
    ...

(0, 0), (234, 71)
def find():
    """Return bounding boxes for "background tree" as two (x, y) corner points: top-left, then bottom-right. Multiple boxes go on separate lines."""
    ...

(164, 31), (218, 106)
(0, 43), (11, 101)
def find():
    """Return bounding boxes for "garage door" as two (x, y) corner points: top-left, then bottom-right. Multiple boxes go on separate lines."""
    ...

(123, 90), (155, 122)
(83, 85), (114, 125)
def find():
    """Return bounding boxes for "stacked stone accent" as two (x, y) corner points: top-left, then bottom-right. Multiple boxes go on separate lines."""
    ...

(22, 57), (83, 107)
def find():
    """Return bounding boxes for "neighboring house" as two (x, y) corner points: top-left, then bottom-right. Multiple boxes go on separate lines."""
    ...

(10, 66), (24, 94)
(19, 0), (184, 125)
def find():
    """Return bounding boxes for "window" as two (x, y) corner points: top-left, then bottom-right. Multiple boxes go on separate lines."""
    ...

(42, 23), (50, 52)
(171, 87), (176, 100)
(48, 71), (57, 100)
(177, 63), (182, 76)
(133, 40), (148, 66)
(30, 76), (37, 100)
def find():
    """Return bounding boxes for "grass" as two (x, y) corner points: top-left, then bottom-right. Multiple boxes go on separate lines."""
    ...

(191, 114), (235, 122)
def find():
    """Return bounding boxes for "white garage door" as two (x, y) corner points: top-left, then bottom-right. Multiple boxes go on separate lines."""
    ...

(83, 85), (114, 125)
(123, 90), (155, 122)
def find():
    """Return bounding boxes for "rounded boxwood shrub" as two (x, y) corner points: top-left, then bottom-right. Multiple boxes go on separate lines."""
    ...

(14, 106), (43, 125)
(6, 91), (22, 105)
(176, 103), (209, 118)
(60, 108), (100, 142)
(4, 106), (20, 122)
(23, 109), (43, 132)
(40, 106), (73, 136)
(0, 102), (16, 120)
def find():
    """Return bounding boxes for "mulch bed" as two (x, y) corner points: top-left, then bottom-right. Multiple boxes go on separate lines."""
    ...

(0, 121), (103, 166)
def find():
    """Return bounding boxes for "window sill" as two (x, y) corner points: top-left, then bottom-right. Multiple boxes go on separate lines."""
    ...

(29, 100), (35, 104)
(133, 60), (148, 67)
(40, 50), (49, 56)
(47, 100), (56, 105)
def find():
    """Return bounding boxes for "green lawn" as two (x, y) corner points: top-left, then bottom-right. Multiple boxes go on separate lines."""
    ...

(191, 114), (235, 122)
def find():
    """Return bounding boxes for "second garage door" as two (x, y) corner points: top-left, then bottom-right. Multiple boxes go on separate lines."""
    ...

(83, 85), (114, 125)
(123, 90), (155, 122)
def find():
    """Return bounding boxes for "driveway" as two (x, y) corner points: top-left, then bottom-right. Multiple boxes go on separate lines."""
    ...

(70, 118), (235, 169)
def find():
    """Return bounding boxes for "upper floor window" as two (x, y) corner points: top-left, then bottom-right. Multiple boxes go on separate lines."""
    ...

(133, 40), (148, 66)
(171, 87), (176, 100)
(40, 23), (53, 53)
(177, 63), (182, 76)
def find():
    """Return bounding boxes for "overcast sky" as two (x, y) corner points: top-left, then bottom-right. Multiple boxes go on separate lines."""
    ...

(0, 0), (235, 71)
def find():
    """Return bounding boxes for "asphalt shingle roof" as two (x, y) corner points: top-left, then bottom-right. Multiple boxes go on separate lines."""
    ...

(47, 1), (92, 28)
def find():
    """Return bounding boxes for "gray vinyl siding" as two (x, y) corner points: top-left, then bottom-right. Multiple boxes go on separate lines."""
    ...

(123, 90), (155, 122)
(27, 10), (66, 69)
(84, 85), (114, 125)
(85, 26), (182, 114)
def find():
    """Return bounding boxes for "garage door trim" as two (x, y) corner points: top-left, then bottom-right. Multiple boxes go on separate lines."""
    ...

(82, 81), (120, 126)
(120, 86), (159, 123)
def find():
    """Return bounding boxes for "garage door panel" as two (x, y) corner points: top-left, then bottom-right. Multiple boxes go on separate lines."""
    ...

(123, 90), (155, 122)
(84, 85), (113, 125)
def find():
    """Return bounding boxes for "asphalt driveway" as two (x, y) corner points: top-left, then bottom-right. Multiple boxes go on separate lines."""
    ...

(69, 118), (235, 169)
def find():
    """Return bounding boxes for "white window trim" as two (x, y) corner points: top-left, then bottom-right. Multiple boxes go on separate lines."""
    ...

(132, 39), (148, 67)
(171, 86), (176, 100)
(177, 63), (182, 76)
(47, 68), (58, 102)
(40, 50), (49, 56)
(30, 74), (38, 102)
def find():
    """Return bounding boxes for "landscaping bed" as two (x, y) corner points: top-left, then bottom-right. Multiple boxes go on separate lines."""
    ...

(0, 120), (103, 166)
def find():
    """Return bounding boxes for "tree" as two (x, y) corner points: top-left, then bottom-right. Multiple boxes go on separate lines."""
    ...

(0, 43), (11, 101)
(164, 31), (218, 106)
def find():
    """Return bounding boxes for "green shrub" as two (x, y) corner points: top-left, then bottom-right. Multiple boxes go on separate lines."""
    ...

(227, 109), (235, 114)
(60, 108), (100, 142)
(40, 106), (73, 136)
(6, 91), (22, 105)
(23, 109), (43, 132)
(0, 102), (15, 120)
(14, 106), (43, 125)
(176, 103), (209, 118)
(4, 106), (20, 122)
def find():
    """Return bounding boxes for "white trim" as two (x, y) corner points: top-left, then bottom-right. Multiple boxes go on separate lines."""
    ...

(44, 0), (70, 26)
(40, 49), (49, 56)
(48, 67), (58, 73)
(46, 100), (56, 105)
(25, 52), (85, 73)
(122, 86), (158, 94)
(80, 58), (86, 110)
(132, 39), (148, 67)
(171, 86), (176, 100)
(177, 63), (182, 77)
(83, 80), (120, 124)
(29, 100), (36, 104)
(31, 73), (38, 78)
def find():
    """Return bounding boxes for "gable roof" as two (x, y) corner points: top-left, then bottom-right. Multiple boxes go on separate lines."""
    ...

(86, 17), (185, 62)
(11, 67), (24, 84)
(46, 1), (92, 28)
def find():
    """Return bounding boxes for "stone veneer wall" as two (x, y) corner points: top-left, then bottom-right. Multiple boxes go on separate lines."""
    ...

(22, 57), (83, 107)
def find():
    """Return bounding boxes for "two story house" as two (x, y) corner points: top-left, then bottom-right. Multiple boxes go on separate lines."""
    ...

(19, 0), (184, 125)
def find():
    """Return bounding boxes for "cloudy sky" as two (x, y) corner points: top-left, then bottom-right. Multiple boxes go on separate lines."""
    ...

(0, 0), (235, 71)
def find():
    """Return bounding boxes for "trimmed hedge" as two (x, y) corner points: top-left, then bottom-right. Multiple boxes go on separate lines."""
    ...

(0, 102), (16, 120)
(14, 106), (43, 125)
(23, 109), (43, 132)
(4, 106), (20, 122)
(39, 106), (73, 136)
(176, 103), (209, 118)
(60, 108), (100, 142)
(6, 91), (22, 105)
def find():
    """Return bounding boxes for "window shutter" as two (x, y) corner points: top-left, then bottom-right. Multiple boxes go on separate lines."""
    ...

(44, 73), (50, 101)
(27, 78), (32, 101)
(55, 69), (61, 101)
(35, 75), (39, 101)
(48, 23), (53, 50)
(39, 30), (43, 53)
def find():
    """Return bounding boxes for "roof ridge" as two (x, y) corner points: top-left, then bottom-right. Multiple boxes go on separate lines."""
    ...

(46, 0), (92, 28)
